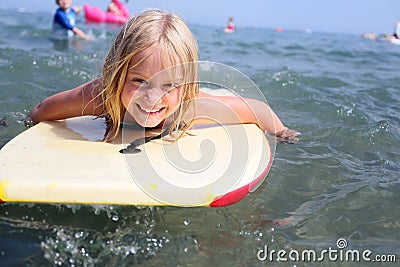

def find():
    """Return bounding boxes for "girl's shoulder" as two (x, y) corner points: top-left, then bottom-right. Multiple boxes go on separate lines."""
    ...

(63, 78), (105, 114)
(198, 88), (236, 98)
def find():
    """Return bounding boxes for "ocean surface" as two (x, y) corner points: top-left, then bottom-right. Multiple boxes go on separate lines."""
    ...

(1, 7), (400, 266)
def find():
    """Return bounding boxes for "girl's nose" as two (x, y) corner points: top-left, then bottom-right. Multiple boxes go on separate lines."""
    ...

(144, 86), (164, 104)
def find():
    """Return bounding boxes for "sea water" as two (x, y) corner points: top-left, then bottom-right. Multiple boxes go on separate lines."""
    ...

(0, 7), (399, 266)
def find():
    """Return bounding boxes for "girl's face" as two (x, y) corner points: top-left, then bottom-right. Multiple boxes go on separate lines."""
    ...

(121, 49), (184, 128)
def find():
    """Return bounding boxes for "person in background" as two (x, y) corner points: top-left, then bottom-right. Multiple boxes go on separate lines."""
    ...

(106, 0), (130, 23)
(224, 17), (235, 33)
(52, 0), (93, 40)
(107, 1), (123, 17)
(393, 21), (400, 39)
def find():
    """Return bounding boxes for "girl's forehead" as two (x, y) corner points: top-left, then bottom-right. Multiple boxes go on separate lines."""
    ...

(129, 47), (181, 72)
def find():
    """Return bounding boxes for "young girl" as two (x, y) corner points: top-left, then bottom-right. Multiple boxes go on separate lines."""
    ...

(29, 9), (298, 143)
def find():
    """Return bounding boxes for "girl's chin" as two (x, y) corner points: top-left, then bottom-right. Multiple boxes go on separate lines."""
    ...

(137, 120), (163, 128)
(124, 109), (166, 128)
(133, 114), (165, 128)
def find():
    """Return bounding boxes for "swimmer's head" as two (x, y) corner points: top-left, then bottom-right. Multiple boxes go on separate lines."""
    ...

(101, 9), (199, 141)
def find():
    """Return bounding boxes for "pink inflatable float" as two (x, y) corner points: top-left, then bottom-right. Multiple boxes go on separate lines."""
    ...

(84, 0), (129, 24)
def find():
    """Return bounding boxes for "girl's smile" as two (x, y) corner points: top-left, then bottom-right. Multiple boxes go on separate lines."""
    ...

(136, 103), (166, 114)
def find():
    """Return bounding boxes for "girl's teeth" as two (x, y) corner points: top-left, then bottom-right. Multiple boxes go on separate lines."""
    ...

(140, 105), (161, 113)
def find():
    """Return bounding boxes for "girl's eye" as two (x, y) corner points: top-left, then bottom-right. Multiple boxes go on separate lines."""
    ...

(132, 78), (152, 89)
(132, 78), (146, 84)
(162, 83), (177, 92)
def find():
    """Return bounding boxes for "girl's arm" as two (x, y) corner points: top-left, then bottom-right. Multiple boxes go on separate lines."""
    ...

(197, 91), (299, 141)
(28, 78), (104, 125)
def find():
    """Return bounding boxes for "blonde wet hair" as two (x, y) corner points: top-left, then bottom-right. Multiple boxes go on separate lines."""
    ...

(100, 9), (199, 141)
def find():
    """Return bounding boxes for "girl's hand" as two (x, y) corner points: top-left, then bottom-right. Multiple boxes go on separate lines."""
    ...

(273, 127), (300, 144)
